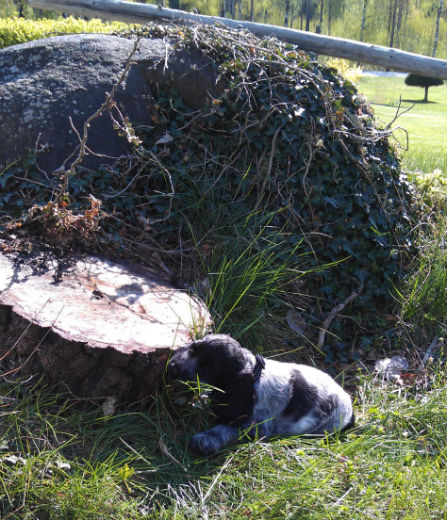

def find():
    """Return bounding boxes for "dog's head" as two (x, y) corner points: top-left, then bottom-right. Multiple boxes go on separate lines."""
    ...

(167, 334), (258, 423)
(167, 334), (252, 390)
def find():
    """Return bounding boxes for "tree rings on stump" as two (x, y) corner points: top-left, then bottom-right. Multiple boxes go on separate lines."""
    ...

(0, 247), (211, 402)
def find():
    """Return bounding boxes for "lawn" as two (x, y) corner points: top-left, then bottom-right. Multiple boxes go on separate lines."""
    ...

(357, 74), (447, 173)
(1, 369), (447, 519)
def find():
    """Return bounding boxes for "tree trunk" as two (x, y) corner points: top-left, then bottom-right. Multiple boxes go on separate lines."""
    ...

(284, 0), (290, 27)
(424, 85), (429, 101)
(249, 0), (254, 21)
(328, 0), (332, 35)
(0, 247), (211, 402)
(360, 0), (368, 41)
(389, 0), (398, 48)
(305, 0), (311, 31)
(387, 0), (392, 34)
(395, 0), (404, 47)
(433, 0), (444, 57)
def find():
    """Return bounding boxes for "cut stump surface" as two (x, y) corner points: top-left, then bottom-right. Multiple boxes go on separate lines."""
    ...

(0, 247), (211, 401)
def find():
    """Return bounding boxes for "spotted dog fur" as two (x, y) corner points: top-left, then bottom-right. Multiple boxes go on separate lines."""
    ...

(167, 334), (354, 454)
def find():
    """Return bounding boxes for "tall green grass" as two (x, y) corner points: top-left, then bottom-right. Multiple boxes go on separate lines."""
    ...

(397, 176), (447, 339)
(201, 213), (308, 344)
(357, 75), (447, 341)
(1, 367), (447, 519)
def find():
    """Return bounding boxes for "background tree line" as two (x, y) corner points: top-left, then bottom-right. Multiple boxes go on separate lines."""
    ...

(1, 0), (446, 58)
(177, 0), (446, 58)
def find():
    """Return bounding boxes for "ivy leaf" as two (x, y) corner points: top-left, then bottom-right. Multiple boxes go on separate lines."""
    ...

(323, 196), (338, 208)
(0, 171), (13, 190)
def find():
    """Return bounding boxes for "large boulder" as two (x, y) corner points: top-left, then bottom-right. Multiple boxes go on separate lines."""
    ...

(0, 34), (223, 173)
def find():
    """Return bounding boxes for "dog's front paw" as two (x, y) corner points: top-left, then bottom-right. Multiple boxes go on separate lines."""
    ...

(189, 432), (220, 455)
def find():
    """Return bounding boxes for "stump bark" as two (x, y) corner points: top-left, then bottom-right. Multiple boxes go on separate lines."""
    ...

(0, 246), (211, 402)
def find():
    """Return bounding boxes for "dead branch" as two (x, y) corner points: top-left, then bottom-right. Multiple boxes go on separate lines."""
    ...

(317, 284), (364, 350)
(59, 37), (142, 196)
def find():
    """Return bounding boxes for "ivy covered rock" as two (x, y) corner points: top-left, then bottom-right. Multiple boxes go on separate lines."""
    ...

(0, 25), (413, 359)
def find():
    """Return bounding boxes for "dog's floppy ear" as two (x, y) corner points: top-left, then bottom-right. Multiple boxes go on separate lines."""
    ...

(211, 373), (255, 426)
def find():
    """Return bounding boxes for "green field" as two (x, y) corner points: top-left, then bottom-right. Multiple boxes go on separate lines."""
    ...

(357, 74), (447, 173)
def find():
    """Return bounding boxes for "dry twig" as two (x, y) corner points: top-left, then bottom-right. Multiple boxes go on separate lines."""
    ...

(317, 284), (364, 350)
(59, 37), (142, 196)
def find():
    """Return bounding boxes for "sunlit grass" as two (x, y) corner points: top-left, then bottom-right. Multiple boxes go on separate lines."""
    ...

(357, 74), (447, 173)
(1, 367), (447, 519)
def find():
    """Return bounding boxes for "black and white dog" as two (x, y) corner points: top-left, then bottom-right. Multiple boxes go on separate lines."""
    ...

(167, 334), (354, 454)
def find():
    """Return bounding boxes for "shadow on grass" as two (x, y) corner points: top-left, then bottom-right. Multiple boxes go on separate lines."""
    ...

(1, 376), (359, 516)
(401, 98), (436, 104)
(0, 377), (233, 512)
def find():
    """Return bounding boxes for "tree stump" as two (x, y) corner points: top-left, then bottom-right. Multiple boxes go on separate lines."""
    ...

(0, 245), (211, 402)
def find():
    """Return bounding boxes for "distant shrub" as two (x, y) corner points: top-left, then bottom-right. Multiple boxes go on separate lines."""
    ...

(0, 0), (18, 18)
(0, 16), (131, 49)
(326, 57), (363, 84)
(404, 73), (444, 102)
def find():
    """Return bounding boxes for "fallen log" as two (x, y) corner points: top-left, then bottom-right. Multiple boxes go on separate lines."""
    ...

(0, 244), (211, 402)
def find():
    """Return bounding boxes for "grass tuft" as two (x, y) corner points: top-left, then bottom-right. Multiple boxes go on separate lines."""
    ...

(1, 366), (447, 519)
